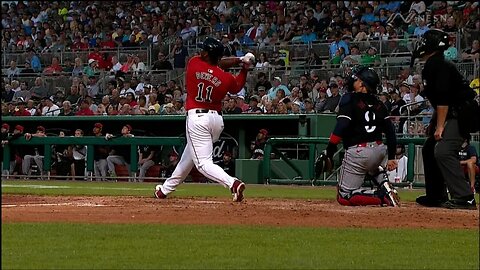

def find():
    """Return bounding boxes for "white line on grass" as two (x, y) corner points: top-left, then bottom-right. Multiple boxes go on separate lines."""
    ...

(1, 184), (153, 191)
(2, 202), (108, 207)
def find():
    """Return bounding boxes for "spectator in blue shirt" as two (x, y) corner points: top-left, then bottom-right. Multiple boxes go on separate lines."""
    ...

(27, 48), (42, 73)
(301, 25), (317, 44)
(329, 31), (350, 59)
(361, 5), (377, 25)
(413, 19), (429, 37)
(236, 30), (255, 46)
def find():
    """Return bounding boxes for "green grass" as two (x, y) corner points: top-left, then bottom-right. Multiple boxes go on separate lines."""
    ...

(2, 223), (478, 270)
(2, 181), (479, 269)
(1, 180), (428, 202)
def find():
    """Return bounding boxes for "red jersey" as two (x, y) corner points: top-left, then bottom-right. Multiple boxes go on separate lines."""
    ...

(13, 109), (31, 116)
(75, 108), (95, 116)
(185, 56), (247, 111)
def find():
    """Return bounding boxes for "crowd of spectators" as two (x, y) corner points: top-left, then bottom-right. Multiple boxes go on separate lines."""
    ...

(1, 1), (479, 126)
(2, 1), (479, 180)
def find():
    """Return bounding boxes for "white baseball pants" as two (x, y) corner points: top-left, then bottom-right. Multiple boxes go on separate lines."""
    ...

(160, 109), (236, 195)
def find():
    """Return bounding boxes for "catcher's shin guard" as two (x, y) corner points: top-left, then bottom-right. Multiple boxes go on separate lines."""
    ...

(377, 166), (400, 207)
(379, 181), (400, 207)
(337, 186), (384, 206)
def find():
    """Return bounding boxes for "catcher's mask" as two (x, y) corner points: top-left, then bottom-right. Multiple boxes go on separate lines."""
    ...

(410, 29), (449, 66)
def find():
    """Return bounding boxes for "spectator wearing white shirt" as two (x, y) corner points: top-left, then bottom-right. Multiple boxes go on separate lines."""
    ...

(41, 97), (60, 116)
(119, 81), (135, 97)
(6, 60), (21, 79)
(110, 56), (122, 74)
(180, 20), (196, 41)
(388, 145), (408, 183)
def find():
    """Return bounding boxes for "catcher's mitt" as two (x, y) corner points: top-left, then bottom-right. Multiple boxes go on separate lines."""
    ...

(315, 153), (333, 178)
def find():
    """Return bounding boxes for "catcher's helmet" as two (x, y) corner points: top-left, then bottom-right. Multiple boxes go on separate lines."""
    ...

(200, 37), (224, 64)
(412, 29), (449, 59)
(347, 66), (380, 94)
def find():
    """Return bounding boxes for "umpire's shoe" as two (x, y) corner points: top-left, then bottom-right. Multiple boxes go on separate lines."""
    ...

(154, 184), (167, 199)
(442, 197), (477, 210)
(231, 179), (246, 202)
(416, 195), (448, 207)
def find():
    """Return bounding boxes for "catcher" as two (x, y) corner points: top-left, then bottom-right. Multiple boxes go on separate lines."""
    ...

(324, 66), (400, 206)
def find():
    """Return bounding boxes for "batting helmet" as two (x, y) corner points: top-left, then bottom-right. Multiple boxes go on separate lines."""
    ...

(346, 66), (380, 94)
(200, 37), (224, 64)
(412, 29), (449, 59)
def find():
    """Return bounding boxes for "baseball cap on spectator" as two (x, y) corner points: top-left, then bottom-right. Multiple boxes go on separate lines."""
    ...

(368, 46), (377, 53)
(400, 82), (411, 90)
(186, 19), (191, 24)
(250, 95), (259, 102)
(15, 125), (24, 132)
(148, 105), (156, 111)
(274, 76), (282, 82)
(293, 101), (302, 107)
(164, 103), (174, 108)
(2, 123), (10, 130)
(389, 88), (400, 95)
(94, 123), (103, 129)
(236, 96), (245, 100)
(329, 82), (339, 88)
(304, 98), (313, 104)
(259, 129), (268, 136)
(165, 94), (173, 99)
(257, 86), (266, 92)
(37, 126), (45, 132)
(88, 59), (97, 65)
(124, 124), (132, 132)
(175, 98), (183, 103)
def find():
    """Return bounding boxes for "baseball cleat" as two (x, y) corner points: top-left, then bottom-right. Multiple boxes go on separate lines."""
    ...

(154, 184), (167, 199)
(231, 180), (245, 202)
(415, 195), (447, 207)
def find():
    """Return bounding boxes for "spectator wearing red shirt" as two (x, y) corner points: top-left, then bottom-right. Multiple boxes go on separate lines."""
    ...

(13, 101), (31, 116)
(75, 99), (95, 116)
(100, 34), (116, 49)
(126, 92), (138, 107)
(71, 36), (88, 51)
(43, 56), (63, 74)
(87, 45), (103, 66)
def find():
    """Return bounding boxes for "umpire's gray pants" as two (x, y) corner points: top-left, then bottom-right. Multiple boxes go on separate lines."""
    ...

(433, 119), (472, 199)
(94, 159), (108, 181)
(338, 143), (387, 198)
(106, 155), (130, 176)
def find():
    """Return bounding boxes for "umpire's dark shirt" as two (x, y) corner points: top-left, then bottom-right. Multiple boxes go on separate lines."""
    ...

(422, 53), (467, 111)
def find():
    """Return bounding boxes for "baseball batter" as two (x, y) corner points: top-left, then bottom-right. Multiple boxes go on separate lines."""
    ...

(154, 37), (254, 202)
(325, 66), (400, 206)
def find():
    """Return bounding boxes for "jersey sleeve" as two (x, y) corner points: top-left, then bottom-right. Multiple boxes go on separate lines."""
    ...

(337, 93), (353, 120)
(227, 68), (248, 94)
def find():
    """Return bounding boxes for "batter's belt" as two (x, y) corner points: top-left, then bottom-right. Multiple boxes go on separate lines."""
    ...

(348, 141), (383, 149)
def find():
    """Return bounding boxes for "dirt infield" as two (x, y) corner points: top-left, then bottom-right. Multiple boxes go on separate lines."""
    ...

(1, 194), (478, 229)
